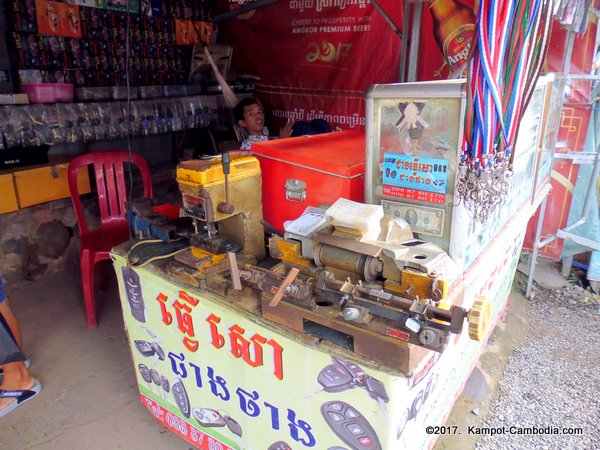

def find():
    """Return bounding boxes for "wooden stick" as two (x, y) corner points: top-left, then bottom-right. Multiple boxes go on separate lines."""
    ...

(227, 252), (242, 290)
(269, 268), (299, 307)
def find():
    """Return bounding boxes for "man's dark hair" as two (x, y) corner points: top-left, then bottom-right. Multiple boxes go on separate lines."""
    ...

(234, 97), (259, 122)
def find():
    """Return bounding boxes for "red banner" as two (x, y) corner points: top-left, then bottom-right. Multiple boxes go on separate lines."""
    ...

(253, 84), (366, 132)
(220, 1), (403, 90)
(219, 1), (403, 132)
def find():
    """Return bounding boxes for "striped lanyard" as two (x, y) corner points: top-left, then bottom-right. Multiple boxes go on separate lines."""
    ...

(462, 0), (553, 168)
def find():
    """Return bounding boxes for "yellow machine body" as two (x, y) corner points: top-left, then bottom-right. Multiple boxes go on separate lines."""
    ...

(177, 155), (265, 261)
(177, 155), (261, 188)
(385, 269), (448, 302)
(271, 238), (312, 268)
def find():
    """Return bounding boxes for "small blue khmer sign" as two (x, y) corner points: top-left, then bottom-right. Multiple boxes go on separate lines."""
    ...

(383, 153), (449, 194)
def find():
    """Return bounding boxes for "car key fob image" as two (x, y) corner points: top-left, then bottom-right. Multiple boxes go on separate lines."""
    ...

(138, 364), (152, 383)
(121, 266), (146, 322)
(321, 401), (381, 450)
(317, 364), (354, 393)
(223, 414), (243, 437)
(134, 340), (155, 357)
(171, 378), (191, 418)
(151, 341), (165, 360)
(160, 376), (170, 393)
(267, 442), (292, 450)
(150, 369), (161, 386)
(365, 376), (389, 403)
(192, 408), (226, 427)
(332, 357), (364, 379)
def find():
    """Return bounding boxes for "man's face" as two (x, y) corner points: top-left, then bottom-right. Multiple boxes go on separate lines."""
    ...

(239, 103), (265, 135)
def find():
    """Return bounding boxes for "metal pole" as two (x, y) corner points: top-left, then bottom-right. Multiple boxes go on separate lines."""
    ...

(562, 30), (575, 77)
(526, 196), (548, 297)
(399, 0), (412, 82)
(407, 1), (423, 81)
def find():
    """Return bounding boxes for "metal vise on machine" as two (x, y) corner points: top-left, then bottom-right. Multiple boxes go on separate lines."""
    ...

(238, 199), (490, 353)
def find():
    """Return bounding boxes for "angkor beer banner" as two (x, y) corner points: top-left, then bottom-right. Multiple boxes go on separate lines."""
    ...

(219, 0), (404, 131)
(221, 1), (403, 90)
(418, 0), (476, 80)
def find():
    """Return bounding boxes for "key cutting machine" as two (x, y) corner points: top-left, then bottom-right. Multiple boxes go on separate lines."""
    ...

(176, 153), (266, 273)
(233, 199), (490, 371)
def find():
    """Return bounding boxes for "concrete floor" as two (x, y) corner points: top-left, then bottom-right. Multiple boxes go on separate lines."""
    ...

(0, 257), (567, 450)
(0, 260), (189, 450)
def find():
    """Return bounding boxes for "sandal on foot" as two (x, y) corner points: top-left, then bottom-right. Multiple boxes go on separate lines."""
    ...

(0, 379), (42, 418)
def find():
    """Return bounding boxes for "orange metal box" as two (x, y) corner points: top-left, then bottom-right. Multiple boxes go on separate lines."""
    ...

(251, 131), (366, 232)
(0, 172), (19, 214)
(14, 163), (90, 208)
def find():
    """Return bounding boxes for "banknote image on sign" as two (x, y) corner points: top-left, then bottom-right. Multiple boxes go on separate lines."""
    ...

(382, 200), (446, 237)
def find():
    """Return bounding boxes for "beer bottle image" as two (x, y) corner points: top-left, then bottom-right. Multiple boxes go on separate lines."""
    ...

(429, 0), (476, 76)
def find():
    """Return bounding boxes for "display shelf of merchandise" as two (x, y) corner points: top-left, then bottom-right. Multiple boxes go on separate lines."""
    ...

(0, 95), (218, 149)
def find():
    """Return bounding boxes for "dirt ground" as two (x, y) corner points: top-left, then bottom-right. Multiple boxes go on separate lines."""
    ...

(0, 259), (191, 450)
(435, 258), (600, 450)
(434, 280), (530, 450)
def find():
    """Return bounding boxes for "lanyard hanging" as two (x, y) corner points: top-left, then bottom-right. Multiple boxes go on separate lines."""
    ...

(458, 0), (553, 224)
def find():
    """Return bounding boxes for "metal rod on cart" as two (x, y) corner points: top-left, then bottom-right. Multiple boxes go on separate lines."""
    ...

(527, 196), (549, 298)
(526, 30), (577, 288)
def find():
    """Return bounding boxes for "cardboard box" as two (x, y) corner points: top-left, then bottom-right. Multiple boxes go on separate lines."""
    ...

(7, 0), (38, 32)
(0, 93), (29, 105)
(13, 162), (90, 208)
(251, 131), (366, 233)
(35, 0), (81, 37)
(0, 172), (19, 214)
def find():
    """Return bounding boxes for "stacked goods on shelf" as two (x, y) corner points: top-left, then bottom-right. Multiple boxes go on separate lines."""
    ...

(5, 0), (213, 88)
(0, 95), (218, 147)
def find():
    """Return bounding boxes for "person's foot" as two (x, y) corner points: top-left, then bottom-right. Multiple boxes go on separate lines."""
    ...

(0, 377), (41, 418)
(0, 362), (36, 412)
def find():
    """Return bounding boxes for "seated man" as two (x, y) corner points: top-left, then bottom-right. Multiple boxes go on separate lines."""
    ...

(0, 277), (40, 418)
(234, 98), (293, 150)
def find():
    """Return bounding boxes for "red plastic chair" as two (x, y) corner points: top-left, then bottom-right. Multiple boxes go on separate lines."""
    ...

(68, 151), (153, 328)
